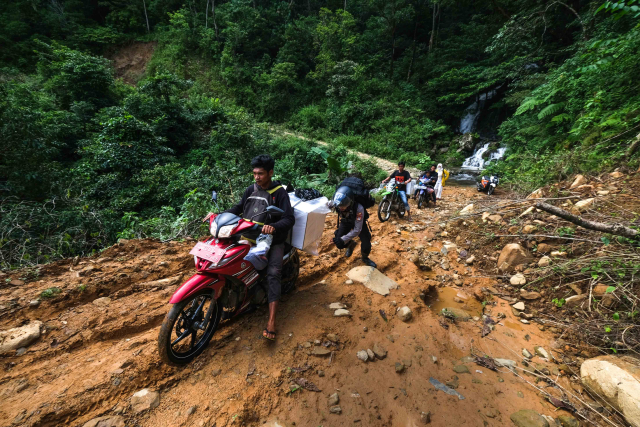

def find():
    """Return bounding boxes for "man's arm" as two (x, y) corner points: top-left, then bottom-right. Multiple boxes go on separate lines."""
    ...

(405, 171), (412, 183)
(268, 188), (295, 234)
(341, 205), (365, 243)
(383, 171), (397, 183)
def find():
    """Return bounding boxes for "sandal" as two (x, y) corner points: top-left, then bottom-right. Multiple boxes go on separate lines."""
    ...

(262, 329), (276, 341)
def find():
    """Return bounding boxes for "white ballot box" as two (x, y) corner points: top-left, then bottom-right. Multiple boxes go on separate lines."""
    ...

(288, 194), (331, 255)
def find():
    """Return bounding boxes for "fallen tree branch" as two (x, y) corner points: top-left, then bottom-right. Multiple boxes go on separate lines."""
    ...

(536, 202), (638, 239)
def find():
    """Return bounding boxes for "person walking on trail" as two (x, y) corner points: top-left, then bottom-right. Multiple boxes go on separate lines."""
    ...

(382, 162), (413, 221)
(331, 185), (377, 268)
(225, 154), (295, 342)
(434, 163), (449, 200)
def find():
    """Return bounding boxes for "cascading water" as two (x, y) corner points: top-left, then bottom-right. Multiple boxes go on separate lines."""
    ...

(461, 143), (506, 170)
(459, 90), (497, 134)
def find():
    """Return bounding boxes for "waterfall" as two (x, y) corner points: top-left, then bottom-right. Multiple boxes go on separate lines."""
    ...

(461, 143), (506, 170)
(458, 90), (497, 134)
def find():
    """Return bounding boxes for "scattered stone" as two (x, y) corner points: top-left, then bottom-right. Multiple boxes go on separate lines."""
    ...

(527, 188), (544, 199)
(572, 198), (595, 214)
(327, 333), (338, 342)
(29, 300), (40, 307)
(538, 256), (551, 267)
(372, 343), (387, 359)
(581, 355), (640, 427)
(453, 365), (469, 374)
(519, 206), (535, 218)
(557, 414), (580, 427)
(212, 369), (221, 377)
(312, 347), (331, 357)
(440, 258), (450, 270)
(357, 350), (369, 362)
(570, 174), (587, 189)
(520, 290), (541, 300)
(329, 302), (346, 309)
(510, 409), (550, 427)
(523, 349), (533, 359)
(610, 171), (624, 179)
(495, 359), (517, 370)
(522, 225), (537, 233)
(488, 214), (502, 223)
(397, 306), (412, 322)
(82, 416), (125, 427)
(510, 273), (526, 285)
(346, 266), (398, 296)
(130, 389), (160, 413)
(334, 309), (351, 317)
(92, 297), (111, 307)
(440, 307), (471, 320)
(318, 370), (325, 377)
(520, 319), (530, 324)
(345, 279), (354, 285)
(534, 346), (550, 359)
(367, 349), (375, 360)
(395, 362), (405, 373)
(329, 406), (342, 414)
(498, 244), (531, 272)
(564, 294), (587, 308)
(0, 321), (42, 353)
(420, 411), (431, 424)
(328, 392), (339, 406)
(186, 406), (197, 416)
(550, 250), (567, 257)
(465, 255), (475, 265)
(9, 279), (25, 286)
(139, 276), (182, 288)
(513, 301), (525, 311)
(459, 204), (474, 215)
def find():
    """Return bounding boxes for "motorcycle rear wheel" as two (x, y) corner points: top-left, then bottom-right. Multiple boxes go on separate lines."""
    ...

(378, 197), (392, 222)
(158, 290), (222, 365)
(281, 249), (299, 294)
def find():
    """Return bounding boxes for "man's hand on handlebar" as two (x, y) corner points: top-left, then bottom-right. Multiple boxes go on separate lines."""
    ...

(262, 225), (275, 235)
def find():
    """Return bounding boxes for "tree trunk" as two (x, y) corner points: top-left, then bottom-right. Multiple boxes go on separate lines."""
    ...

(344, 0), (347, 11)
(390, 25), (396, 80)
(407, 19), (419, 82)
(429, 2), (438, 53)
(205, 0), (209, 29)
(536, 202), (638, 239)
(142, 0), (150, 33)
(212, 0), (218, 38)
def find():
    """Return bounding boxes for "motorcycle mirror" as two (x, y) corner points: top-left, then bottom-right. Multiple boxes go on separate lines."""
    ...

(211, 190), (218, 202)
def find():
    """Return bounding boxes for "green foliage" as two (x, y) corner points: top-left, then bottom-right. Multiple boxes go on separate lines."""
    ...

(41, 287), (62, 299)
(552, 298), (566, 308)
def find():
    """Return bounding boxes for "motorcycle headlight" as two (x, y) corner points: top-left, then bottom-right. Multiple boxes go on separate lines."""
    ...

(210, 221), (217, 236)
(218, 224), (236, 238)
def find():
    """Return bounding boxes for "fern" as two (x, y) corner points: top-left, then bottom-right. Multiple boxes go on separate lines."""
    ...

(550, 113), (572, 123)
(515, 97), (544, 115)
(538, 103), (565, 120)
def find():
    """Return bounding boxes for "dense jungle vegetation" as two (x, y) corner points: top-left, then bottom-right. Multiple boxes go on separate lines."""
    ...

(1, 0), (639, 268)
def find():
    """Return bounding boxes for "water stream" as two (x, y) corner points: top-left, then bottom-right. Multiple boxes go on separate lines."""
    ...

(461, 143), (506, 171)
(458, 90), (497, 134)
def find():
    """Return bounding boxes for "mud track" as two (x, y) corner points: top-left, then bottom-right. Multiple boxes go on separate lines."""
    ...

(0, 187), (578, 427)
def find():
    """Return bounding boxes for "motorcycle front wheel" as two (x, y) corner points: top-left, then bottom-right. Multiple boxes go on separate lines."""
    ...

(417, 193), (425, 209)
(158, 290), (222, 365)
(488, 186), (495, 195)
(397, 194), (406, 217)
(378, 197), (392, 222)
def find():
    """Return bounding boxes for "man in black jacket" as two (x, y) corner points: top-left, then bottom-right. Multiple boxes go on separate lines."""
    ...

(225, 154), (295, 341)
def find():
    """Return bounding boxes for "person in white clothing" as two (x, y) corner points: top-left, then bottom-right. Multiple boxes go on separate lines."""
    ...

(434, 163), (449, 200)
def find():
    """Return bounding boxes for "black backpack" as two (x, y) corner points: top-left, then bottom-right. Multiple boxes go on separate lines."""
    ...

(338, 177), (375, 209)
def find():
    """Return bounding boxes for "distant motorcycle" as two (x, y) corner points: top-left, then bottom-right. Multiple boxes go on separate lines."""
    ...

(477, 174), (499, 195)
(415, 177), (436, 209)
(377, 179), (406, 222)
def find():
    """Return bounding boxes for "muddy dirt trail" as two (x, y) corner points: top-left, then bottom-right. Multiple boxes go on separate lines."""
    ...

(0, 185), (580, 427)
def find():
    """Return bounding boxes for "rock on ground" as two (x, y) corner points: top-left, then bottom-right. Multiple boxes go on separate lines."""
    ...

(82, 416), (125, 427)
(0, 321), (42, 353)
(459, 204), (474, 215)
(357, 350), (369, 362)
(510, 409), (550, 427)
(538, 256), (551, 267)
(130, 389), (160, 413)
(510, 273), (526, 285)
(497, 244), (531, 272)
(372, 343), (387, 359)
(513, 302), (525, 311)
(572, 198), (594, 214)
(328, 393), (339, 406)
(397, 306), (412, 322)
(334, 309), (351, 317)
(441, 307), (471, 320)
(581, 355), (640, 427)
(346, 266), (398, 296)
(570, 174), (587, 189)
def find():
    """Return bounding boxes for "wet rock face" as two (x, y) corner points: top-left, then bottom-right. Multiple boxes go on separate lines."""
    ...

(581, 355), (640, 427)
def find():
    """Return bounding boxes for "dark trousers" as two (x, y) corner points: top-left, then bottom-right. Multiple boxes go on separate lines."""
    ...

(336, 221), (372, 258)
(266, 243), (284, 303)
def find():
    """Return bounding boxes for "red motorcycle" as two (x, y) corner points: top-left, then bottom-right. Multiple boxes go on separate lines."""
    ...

(158, 191), (299, 365)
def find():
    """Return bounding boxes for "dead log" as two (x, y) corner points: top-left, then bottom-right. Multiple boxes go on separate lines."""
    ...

(536, 202), (638, 240)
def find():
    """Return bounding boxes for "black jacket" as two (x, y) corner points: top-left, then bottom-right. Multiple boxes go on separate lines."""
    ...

(226, 181), (295, 244)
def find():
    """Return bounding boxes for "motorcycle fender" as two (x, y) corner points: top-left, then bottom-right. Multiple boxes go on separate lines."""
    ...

(169, 274), (224, 304)
(490, 183), (496, 187)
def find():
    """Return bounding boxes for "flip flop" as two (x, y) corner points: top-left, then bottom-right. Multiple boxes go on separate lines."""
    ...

(262, 329), (276, 341)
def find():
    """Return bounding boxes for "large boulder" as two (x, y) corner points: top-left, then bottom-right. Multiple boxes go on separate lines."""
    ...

(581, 355), (640, 427)
(346, 266), (398, 296)
(458, 133), (477, 152)
(0, 321), (42, 353)
(497, 244), (531, 272)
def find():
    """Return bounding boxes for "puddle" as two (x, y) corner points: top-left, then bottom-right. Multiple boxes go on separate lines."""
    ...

(426, 287), (484, 317)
